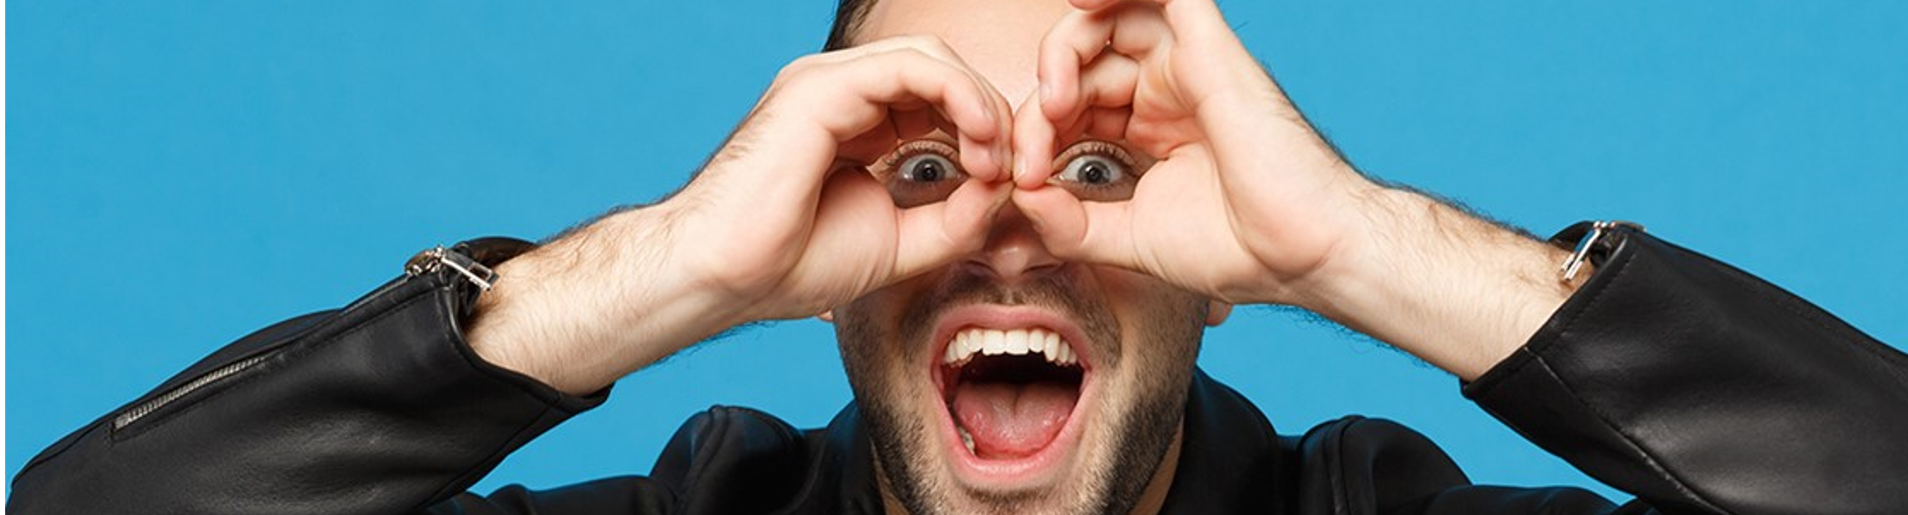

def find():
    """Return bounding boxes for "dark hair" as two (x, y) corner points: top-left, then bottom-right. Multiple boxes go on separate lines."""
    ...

(824, 0), (877, 51)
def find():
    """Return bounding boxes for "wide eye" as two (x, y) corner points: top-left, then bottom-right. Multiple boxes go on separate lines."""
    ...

(898, 152), (959, 184)
(882, 139), (968, 208)
(1050, 140), (1145, 202)
(1057, 154), (1125, 186)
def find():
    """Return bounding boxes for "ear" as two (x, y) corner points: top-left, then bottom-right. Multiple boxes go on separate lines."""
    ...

(1204, 300), (1233, 327)
(818, 310), (836, 323)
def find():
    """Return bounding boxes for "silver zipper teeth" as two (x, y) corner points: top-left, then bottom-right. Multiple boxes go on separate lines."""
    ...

(114, 353), (273, 431)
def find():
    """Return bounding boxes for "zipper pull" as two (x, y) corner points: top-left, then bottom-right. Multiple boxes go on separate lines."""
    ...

(406, 246), (498, 292)
(1560, 220), (1644, 284)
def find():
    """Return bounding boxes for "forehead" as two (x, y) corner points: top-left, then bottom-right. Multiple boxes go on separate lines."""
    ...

(857, 0), (1072, 110)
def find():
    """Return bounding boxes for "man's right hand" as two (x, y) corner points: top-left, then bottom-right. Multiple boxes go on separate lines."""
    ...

(466, 36), (1014, 395)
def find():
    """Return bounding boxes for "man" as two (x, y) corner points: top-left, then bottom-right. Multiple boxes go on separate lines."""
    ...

(11, 0), (1906, 513)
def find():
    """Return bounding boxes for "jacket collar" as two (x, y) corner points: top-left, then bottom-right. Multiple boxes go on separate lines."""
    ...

(1157, 369), (1291, 514)
(804, 368), (1288, 514)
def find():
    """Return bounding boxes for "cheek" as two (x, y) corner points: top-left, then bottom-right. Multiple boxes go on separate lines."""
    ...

(1096, 267), (1208, 371)
(833, 275), (944, 386)
(835, 293), (905, 377)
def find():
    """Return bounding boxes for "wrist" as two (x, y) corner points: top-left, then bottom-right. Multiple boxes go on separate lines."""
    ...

(1299, 188), (1575, 380)
(466, 205), (748, 395)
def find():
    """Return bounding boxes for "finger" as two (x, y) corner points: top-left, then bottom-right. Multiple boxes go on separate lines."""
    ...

(1120, 0), (1261, 106)
(761, 49), (1005, 201)
(1037, 9), (1117, 122)
(816, 34), (993, 103)
(1013, 88), (1059, 189)
(964, 57), (1016, 184)
(810, 165), (901, 251)
(1015, 53), (1141, 190)
(1050, 53), (1143, 141)
(883, 107), (1003, 187)
(1077, 52), (1141, 113)
(812, 49), (1001, 146)
(844, 36), (1017, 181)
(1011, 185), (1141, 271)
(1061, 0), (1245, 99)
(960, 133), (1004, 184)
(888, 107), (1007, 188)
(1071, 0), (1227, 36)
(1013, 104), (1133, 190)
(1153, 0), (1236, 51)
(725, 50), (1000, 230)
(892, 179), (1010, 279)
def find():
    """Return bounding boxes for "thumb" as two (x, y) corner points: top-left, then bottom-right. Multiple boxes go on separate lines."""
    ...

(1011, 186), (1141, 271)
(891, 180), (1011, 281)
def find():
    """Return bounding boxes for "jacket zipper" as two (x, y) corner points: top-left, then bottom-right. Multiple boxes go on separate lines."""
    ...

(113, 352), (274, 431)
(112, 247), (470, 432)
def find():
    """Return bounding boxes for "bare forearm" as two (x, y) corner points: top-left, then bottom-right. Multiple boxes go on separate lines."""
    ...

(1301, 188), (1580, 380)
(464, 205), (743, 395)
(461, 37), (1012, 397)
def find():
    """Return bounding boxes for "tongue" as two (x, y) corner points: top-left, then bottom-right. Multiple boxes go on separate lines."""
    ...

(951, 379), (1078, 459)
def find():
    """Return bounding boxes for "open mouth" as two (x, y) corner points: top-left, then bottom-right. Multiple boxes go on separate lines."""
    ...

(929, 309), (1095, 485)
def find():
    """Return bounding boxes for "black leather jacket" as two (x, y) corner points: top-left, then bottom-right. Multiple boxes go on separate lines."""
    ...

(11, 224), (1908, 514)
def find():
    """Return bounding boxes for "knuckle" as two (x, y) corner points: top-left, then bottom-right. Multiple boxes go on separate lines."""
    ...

(908, 34), (954, 53)
(875, 34), (954, 61)
(773, 65), (833, 96)
(894, 33), (938, 48)
(774, 54), (826, 83)
(869, 45), (930, 67)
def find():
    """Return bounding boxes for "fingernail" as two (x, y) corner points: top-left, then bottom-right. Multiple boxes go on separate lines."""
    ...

(996, 141), (1013, 176)
(1013, 156), (1029, 182)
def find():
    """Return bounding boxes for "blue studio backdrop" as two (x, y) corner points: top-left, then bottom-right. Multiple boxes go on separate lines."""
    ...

(10, 0), (1907, 500)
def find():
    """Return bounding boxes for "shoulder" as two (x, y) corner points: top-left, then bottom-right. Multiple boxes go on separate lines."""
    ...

(1292, 416), (1455, 470)
(1287, 416), (1611, 514)
(647, 406), (812, 510)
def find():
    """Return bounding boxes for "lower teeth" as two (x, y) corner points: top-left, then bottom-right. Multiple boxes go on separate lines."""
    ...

(959, 426), (976, 454)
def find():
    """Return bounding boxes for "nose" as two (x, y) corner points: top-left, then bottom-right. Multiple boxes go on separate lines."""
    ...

(966, 200), (1064, 281)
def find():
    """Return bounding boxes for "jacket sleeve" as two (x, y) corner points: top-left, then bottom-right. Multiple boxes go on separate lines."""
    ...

(6, 269), (661, 515)
(1463, 224), (1908, 515)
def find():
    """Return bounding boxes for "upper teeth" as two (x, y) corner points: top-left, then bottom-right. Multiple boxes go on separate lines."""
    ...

(943, 328), (1077, 366)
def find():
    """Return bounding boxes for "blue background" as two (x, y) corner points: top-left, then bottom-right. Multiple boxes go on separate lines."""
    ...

(10, 0), (1907, 501)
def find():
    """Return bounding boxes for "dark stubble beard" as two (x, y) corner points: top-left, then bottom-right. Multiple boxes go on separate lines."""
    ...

(836, 271), (1207, 515)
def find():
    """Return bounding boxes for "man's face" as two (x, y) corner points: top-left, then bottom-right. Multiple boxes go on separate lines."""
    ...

(830, 1), (1228, 514)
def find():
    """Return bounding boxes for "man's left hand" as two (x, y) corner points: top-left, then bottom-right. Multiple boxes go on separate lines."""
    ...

(1012, 0), (1579, 380)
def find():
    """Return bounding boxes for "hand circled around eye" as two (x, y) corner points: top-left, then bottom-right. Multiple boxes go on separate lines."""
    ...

(882, 139), (969, 208)
(1049, 140), (1146, 202)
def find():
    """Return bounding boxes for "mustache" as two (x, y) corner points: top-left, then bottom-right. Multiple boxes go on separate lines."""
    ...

(901, 269), (1123, 367)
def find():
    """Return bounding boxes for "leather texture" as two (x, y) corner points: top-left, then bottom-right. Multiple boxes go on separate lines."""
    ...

(11, 226), (1907, 514)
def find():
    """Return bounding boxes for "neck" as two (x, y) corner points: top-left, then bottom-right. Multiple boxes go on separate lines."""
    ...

(1128, 430), (1183, 515)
